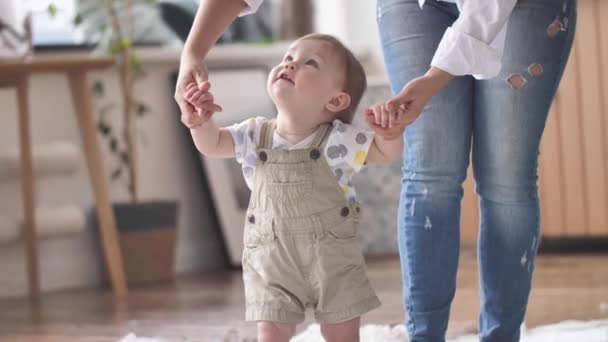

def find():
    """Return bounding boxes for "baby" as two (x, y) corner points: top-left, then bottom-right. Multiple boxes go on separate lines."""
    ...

(181, 33), (414, 342)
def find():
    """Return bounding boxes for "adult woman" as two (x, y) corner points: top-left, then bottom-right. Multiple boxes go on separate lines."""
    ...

(378, 0), (576, 340)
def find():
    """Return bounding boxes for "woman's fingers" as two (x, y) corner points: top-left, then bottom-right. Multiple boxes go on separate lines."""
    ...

(186, 82), (198, 91)
(385, 102), (401, 128)
(185, 85), (200, 101)
(191, 92), (214, 106)
(381, 105), (390, 128)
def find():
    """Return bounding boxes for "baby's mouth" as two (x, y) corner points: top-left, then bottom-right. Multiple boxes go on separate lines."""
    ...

(277, 72), (294, 85)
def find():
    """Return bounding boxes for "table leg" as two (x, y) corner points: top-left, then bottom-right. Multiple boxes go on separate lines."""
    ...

(67, 72), (127, 297)
(16, 74), (40, 300)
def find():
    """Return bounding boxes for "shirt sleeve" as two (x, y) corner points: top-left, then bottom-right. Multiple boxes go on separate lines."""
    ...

(239, 0), (263, 17)
(324, 120), (375, 173)
(430, 0), (517, 79)
(227, 117), (267, 165)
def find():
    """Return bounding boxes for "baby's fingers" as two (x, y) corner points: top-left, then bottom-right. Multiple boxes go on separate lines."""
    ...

(185, 85), (200, 101)
(198, 102), (223, 114)
(191, 92), (214, 107)
(186, 82), (198, 91)
(364, 105), (382, 127)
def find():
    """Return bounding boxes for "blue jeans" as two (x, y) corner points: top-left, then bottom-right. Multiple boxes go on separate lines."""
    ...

(377, 0), (576, 341)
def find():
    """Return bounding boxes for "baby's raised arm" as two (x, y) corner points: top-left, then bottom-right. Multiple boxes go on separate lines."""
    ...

(183, 82), (235, 158)
(190, 120), (236, 158)
(364, 103), (417, 165)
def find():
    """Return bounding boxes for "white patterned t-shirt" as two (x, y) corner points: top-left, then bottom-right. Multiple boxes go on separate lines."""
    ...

(227, 117), (375, 203)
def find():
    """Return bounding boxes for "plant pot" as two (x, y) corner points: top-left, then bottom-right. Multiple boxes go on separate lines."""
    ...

(92, 200), (179, 287)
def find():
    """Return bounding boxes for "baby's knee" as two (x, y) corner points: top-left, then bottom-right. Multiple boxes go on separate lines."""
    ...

(320, 319), (360, 342)
(321, 328), (360, 342)
(257, 321), (295, 342)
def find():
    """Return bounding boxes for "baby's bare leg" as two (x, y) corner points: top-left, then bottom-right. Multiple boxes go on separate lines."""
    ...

(320, 317), (361, 342)
(257, 321), (296, 342)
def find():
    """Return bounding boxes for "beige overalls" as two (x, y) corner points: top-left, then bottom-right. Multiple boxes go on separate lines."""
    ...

(242, 119), (381, 324)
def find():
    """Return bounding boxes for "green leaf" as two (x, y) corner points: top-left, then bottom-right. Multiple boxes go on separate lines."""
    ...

(147, 0), (158, 4)
(92, 80), (104, 97)
(120, 152), (129, 165)
(136, 103), (148, 116)
(111, 167), (122, 181)
(130, 53), (141, 68)
(73, 14), (83, 26)
(108, 38), (132, 55)
(109, 138), (118, 152)
(109, 39), (121, 54)
(121, 38), (132, 50)
(47, 4), (58, 17)
(97, 121), (111, 136)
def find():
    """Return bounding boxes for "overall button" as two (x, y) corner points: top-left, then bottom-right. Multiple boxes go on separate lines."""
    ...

(340, 207), (350, 217)
(258, 151), (268, 162)
(310, 149), (321, 160)
(248, 215), (255, 224)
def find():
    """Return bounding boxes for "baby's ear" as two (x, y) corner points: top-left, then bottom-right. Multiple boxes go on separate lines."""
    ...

(325, 92), (351, 113)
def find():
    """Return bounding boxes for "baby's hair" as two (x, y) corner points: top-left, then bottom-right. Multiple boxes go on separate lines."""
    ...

(299, 33), (367, 124)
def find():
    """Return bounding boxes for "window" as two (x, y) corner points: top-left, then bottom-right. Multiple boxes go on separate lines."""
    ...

(25, 0), (83, 48)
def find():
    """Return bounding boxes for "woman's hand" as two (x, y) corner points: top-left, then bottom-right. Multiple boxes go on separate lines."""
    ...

(386, 67), (454, 124)
(174, 53), (222, 121)
(364, 103), (415, 141)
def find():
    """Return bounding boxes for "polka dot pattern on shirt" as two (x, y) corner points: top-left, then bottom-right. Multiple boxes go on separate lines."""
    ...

(227, 117), (375, 201)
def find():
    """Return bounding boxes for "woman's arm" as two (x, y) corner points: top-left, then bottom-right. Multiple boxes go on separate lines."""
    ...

(385, 1), (517, 126)
(431, 0), (518, 79)
(183, 0), (250, 58)
(175, 0), (262, 118)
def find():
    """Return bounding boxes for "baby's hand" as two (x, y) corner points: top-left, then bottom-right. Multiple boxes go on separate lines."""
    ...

(181, 81), (223, 128)
(364, 102), (416, 140)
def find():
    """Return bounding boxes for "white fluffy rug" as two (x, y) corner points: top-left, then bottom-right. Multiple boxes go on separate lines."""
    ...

(293, 320), (608, 342)
(120, 319), (608, 341)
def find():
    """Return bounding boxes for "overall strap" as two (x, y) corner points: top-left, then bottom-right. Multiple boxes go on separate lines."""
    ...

(259, 118), (277, 150)
(311, 122), (332, 149)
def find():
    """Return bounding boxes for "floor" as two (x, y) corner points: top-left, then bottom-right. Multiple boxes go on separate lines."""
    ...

(1, 252), (607, 342)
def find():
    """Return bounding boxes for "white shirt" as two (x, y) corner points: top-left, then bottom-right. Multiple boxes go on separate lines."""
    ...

(241, 0), (517, 79)
(228, 117), (375, 204)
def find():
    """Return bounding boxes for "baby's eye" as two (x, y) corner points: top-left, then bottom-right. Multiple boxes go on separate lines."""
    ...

(306, 59), (319, 68)
(284, 55), (293, 62)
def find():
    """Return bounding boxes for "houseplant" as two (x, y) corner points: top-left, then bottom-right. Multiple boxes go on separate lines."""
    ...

(49, 0), (179, 286)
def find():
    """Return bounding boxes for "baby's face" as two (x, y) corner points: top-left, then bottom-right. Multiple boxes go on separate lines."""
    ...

(267, 39), (346, 120)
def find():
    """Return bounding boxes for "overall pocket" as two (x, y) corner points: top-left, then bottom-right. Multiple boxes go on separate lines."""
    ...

(265, 162), (312, 203)
(243, 213), (275, 249)
(325, 216), (357, 241)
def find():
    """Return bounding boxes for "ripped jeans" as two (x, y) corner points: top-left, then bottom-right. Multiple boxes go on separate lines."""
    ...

(377, 0), (576, 341)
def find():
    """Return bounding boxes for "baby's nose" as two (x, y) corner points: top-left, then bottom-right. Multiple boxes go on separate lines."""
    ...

(283, 62), (296, 70)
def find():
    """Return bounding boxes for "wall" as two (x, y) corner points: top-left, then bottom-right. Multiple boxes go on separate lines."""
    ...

(313, 0), (387, 80)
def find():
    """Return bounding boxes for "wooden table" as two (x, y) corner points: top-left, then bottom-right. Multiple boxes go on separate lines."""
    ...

(0, 54), (127, 299)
